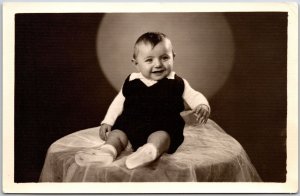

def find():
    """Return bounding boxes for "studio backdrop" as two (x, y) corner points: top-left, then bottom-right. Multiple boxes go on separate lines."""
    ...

(15, 12), (287, 182)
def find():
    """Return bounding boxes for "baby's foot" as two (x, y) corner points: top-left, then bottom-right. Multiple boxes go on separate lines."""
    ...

(125, 143), (158, 169)
(75, 144), (117, 166)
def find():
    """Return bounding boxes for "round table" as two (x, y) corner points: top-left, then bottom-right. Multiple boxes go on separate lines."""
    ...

(39, 111), (261, 182)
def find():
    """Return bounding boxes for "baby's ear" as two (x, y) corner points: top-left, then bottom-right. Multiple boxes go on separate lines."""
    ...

(131, 59), (140, 71)
(131, 59), (138, 66)
(173, 52), (176, 58)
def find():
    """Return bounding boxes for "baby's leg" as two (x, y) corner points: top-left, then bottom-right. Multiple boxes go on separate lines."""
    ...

(125, 130), (170, 169)
(105, 129), (128, 155)
(147, 130), (171, 155)
(75, 129), (128, 166)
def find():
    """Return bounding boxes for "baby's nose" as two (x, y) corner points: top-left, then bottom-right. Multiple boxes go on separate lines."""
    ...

(154, 59), (163, 67)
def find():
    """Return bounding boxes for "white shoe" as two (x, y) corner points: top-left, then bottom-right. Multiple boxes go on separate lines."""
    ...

(125, 143), (158, 169)
(75, 144), (117, 166)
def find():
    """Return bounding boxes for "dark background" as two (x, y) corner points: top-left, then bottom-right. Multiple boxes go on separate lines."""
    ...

(15, 13), (287, 182)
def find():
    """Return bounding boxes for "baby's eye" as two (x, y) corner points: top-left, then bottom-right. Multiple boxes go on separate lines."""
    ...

(161, 56), (170, 61)
(145, 59), (153, 63)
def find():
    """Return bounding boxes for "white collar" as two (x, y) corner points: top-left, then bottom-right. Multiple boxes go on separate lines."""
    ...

(129, 71), (175, 81)
(129, 71), (176, 87)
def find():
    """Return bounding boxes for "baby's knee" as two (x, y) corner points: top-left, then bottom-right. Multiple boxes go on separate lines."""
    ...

(149, 130), (170, 141)
(110, 129), (128, 144)
(155, 130), (170, 138)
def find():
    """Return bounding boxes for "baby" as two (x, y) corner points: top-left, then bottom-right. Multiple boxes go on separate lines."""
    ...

(75, 32), (210, 169)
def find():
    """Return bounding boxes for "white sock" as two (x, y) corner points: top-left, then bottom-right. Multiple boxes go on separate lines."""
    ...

(75, 144), (117, 166)
(100, 144), (117, 159)
(125, 143), (158, 169)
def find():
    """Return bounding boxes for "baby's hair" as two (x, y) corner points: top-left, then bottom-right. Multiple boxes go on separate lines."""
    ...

(133, 32), (174, 59)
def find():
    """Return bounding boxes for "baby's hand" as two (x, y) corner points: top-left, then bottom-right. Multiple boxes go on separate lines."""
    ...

(99, 123), (112, 141)
(192, 104), (210, 124)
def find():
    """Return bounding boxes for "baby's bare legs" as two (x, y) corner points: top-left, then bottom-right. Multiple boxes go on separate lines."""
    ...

(105, 129), (128, 155)
(125, 130), (170, 169)
(147, 130), (170, 156)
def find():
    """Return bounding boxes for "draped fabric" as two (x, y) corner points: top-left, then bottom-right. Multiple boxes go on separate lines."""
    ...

(39, 111), (261, 182)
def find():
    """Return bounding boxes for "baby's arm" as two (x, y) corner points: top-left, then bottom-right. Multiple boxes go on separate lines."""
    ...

(182, 79), (210, 124)
(99, 89), (125, 140)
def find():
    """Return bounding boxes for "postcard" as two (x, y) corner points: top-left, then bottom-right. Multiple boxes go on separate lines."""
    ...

(2, 2), (298, 193)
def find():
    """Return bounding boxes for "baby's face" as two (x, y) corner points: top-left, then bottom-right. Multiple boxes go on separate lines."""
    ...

(133, 39), (174, 81)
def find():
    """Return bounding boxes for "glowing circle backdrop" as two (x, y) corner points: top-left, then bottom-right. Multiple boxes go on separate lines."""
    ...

(96, 13), (234, 98)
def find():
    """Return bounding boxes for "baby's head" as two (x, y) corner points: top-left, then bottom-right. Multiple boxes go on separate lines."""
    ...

(132, 32), (175, 81)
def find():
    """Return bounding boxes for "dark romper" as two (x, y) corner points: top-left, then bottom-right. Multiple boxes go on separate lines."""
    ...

(112, 74), (185, 153)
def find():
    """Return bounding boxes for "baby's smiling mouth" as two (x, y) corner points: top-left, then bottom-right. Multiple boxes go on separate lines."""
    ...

(152, 70), (165, 74)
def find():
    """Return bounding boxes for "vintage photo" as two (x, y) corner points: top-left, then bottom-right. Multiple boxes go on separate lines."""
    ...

(3, 2), (298, 193)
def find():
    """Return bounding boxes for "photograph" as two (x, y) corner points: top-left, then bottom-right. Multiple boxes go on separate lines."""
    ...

(3, 2), (298, 193)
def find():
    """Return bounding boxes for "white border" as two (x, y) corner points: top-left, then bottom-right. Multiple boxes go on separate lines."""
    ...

(3, 2), (298, 193)
(2, 2), (299, 13)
